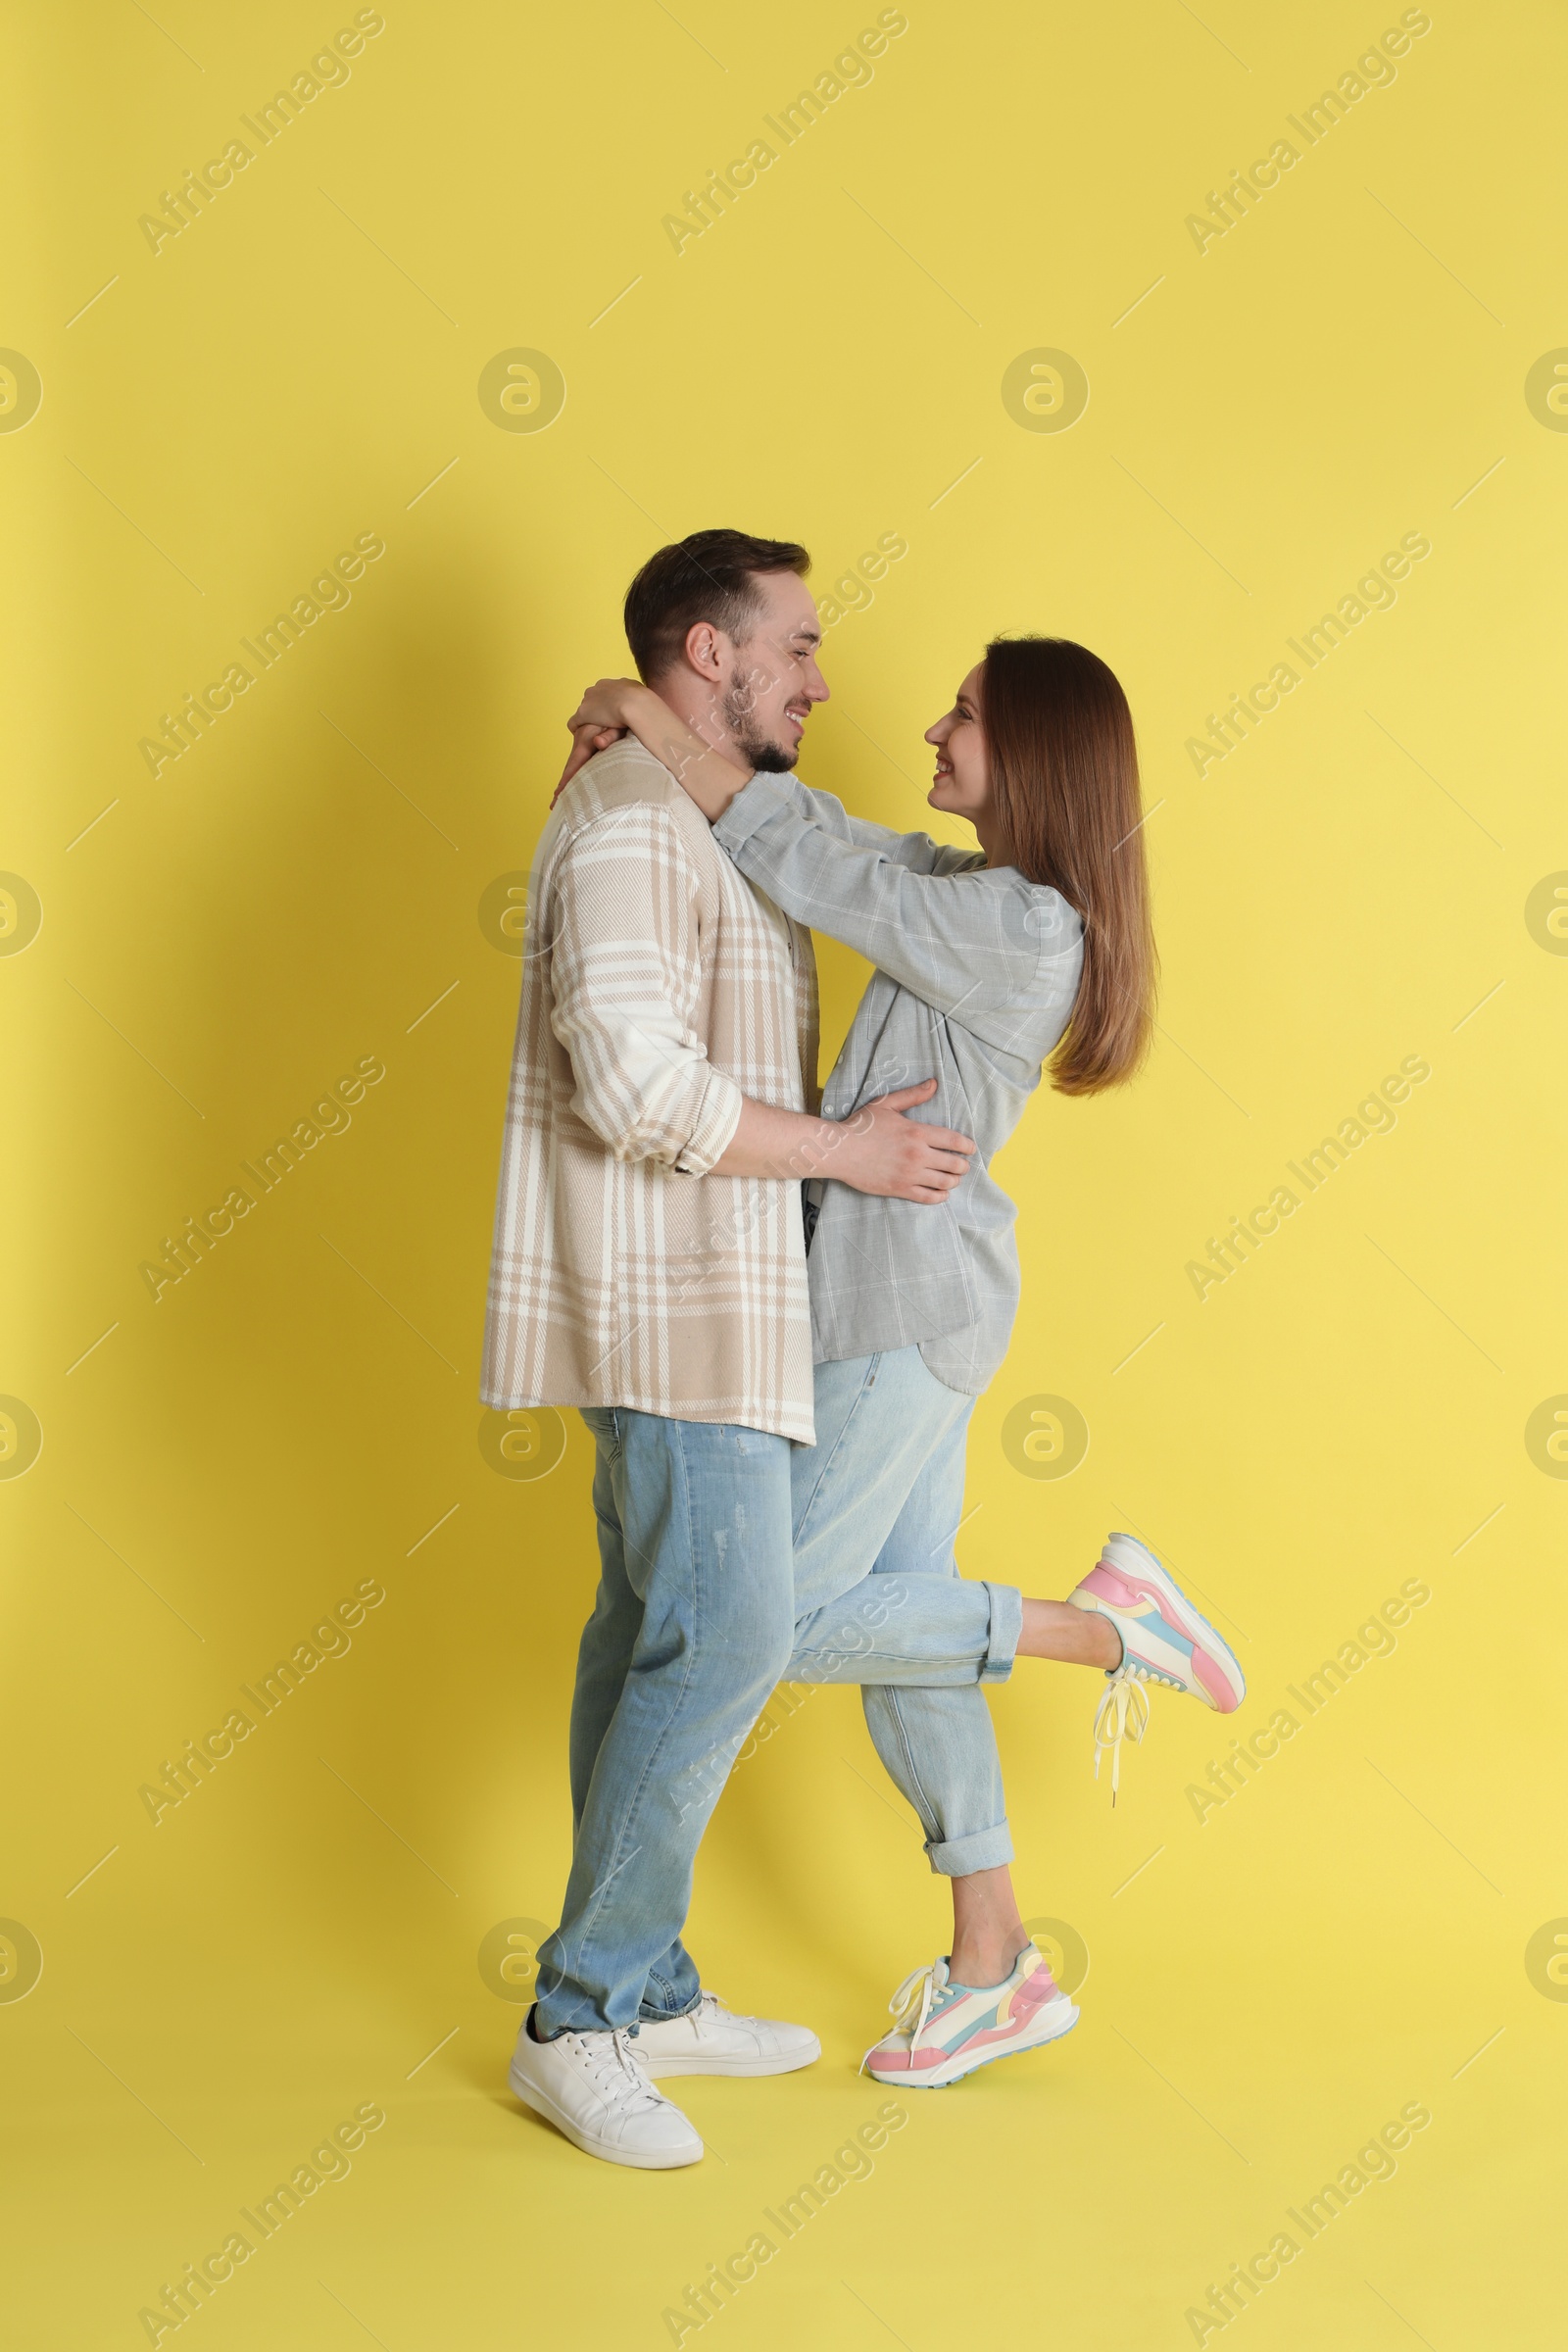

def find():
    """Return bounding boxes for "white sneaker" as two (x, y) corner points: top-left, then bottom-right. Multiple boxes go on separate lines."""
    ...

(509, 2014), (704, 2169)
(631, 1989), (821, 2079)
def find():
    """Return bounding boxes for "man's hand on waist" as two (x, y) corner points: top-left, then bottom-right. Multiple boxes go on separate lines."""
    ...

(712, 1079), (974, 1204)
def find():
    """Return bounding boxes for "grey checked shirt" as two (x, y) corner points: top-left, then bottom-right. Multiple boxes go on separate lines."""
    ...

(713, 775), (1084, 1396)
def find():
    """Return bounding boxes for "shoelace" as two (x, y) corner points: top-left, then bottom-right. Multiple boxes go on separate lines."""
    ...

(631, 1990), (737, 2050)
(858, 1961), (943, 2075)
(1092, 1668), (1152, 1803)
(627, 1988), (759, 2070)
(570, 2027), (671, 2109)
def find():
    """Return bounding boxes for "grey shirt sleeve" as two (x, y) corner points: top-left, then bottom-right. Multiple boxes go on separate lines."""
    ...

(713, 774), (1080, 1046)
(773, 776), (985, 876)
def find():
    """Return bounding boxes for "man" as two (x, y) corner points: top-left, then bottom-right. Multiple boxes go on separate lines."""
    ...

(482, 531), (975, 2168)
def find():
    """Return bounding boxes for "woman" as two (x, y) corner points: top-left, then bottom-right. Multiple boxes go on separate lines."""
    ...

(563, 638), (1245, 2088)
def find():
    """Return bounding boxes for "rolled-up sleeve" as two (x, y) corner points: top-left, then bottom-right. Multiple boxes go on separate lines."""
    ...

(548, 805), (744, 1170)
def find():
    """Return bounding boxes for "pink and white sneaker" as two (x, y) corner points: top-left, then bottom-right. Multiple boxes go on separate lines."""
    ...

(862, 1944), (1078, 2088)
(1066, 1532), (1246, 1799)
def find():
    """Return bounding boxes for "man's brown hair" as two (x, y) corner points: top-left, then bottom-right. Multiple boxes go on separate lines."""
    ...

(623, 528), (810, 681)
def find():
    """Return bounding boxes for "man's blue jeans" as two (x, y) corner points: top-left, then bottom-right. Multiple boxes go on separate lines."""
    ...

(532, 1348), (1019, 2037)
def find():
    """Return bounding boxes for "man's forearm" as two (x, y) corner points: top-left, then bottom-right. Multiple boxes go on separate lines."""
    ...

(710, 1085), (975, 1205)
(710, 1096), (857, 1184)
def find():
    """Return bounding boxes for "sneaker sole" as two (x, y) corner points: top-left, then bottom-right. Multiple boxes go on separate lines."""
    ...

(508, 2061), (704, 2169)
(865, 1999), (1080, 2090)
(1102, 1534), (1246, 1710)
(638, 2034), (821, 2080)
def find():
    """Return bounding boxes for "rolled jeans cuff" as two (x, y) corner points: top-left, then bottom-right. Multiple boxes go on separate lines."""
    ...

(925, 1818), (1014, 1876)
(980, 1581), (1022, 1683)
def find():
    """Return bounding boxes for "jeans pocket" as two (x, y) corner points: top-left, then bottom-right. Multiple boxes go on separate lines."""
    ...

(581, 1405), (622, 1464)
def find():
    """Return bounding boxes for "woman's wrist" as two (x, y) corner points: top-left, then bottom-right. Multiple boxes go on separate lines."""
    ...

(595, 679), (753, 816)
(621, 681), (666, 733)
(623, 687), (713, 781)
(659, 718), (752, 817)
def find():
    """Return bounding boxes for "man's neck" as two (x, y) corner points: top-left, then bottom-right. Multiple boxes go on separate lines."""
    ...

(646, 674), (735, 760)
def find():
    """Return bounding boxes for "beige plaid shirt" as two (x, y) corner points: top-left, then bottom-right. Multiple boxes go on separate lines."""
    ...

(480, 737), (819, 1442)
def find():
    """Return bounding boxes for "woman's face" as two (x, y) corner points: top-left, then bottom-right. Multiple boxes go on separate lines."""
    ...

(925, 663), (990, 827)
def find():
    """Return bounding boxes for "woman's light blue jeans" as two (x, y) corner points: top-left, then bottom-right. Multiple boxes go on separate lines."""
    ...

(532, 1346), (1017, 2038)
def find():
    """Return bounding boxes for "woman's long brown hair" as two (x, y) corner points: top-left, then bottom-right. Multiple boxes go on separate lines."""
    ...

(981, 635), (1156, 1095)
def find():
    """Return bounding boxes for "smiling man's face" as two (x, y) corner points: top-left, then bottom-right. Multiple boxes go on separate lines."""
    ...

(719, 569), (830, 770)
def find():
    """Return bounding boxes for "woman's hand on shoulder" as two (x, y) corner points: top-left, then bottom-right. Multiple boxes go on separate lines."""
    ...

(552, 719), (622, 806)
(551, 680), (654, 805)
(555, 676), (755, 821)
(570, 676), (651, 735)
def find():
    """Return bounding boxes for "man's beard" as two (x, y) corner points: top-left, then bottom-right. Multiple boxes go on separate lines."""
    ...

(722, 680), (799, 771)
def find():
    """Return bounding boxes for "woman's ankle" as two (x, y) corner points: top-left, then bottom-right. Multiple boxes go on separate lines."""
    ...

(1017, 1595), (1122, 1667)
(948, 1932), (1033, 1990)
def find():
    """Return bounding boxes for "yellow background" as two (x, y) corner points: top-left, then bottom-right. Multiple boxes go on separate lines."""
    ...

(6, 1), (1565, 2343)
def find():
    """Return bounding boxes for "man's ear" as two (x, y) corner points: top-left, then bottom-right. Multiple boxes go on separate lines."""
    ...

(682, 619), (727, 682)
